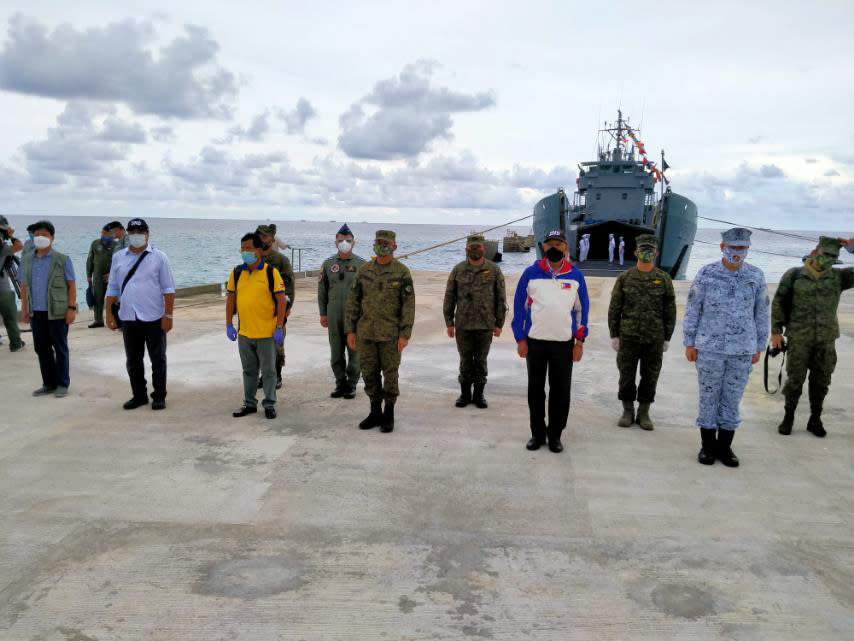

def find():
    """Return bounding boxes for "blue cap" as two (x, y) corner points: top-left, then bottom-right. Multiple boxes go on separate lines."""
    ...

(337, 223), (353, 236)
(721, 227), (752, 246)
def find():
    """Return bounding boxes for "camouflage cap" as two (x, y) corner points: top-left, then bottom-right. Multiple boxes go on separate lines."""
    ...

(256, 223), (277, 236)
(375, 229), (396, 242)
(636, 234), (658, 249)
(817, 236), (842, 262)
(721, 227), (752, 246)
(466, 234), (485, 245)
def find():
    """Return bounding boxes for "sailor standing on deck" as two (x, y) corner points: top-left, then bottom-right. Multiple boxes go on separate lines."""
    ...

(608, 234), (615, 263)
(619, 236), (626, 266)
(579, 234), (590, 262)
(683, 227), (769, 467)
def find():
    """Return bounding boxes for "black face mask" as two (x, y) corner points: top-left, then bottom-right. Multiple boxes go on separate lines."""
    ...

(545, 247), (564, 263)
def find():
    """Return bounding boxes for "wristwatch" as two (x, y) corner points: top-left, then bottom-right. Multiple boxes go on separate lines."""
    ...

(68, 305), (78, 310)
(164, 314), (173, 319)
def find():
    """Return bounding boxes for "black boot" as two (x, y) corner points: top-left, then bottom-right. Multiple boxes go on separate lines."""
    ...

(807, 409), (826, 437)
(359, 401), (383, 430)
(455, 383), (471, 408)
(777, 405), (796, 435)
(472, 383), (488, 409)
(617, 400), (634, 427)
(716, 429), (739, 467)
(343, 382), (357, 400)
(380, 400), (395, 433)
(330, 382), (347, 398)
(698, 428), (716, 465)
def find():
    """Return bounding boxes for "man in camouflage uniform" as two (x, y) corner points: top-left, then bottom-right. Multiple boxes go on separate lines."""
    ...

(608, 234), (676, 430)
(443, 234), (506, 409)
(773, 236), (854, 437)
(683, 227), (769, 467)
(256, 224), (295, 389)
(318, 223), (366, 399)
(345, 230), (415, 433)
(85, 222), (120, 328)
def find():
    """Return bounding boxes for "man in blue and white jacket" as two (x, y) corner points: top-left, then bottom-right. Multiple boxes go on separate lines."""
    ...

(512, 230), (589, 453)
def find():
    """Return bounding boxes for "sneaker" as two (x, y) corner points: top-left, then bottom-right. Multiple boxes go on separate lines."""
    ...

(32, 386), (57, 397)
(54, 386), (69, 398)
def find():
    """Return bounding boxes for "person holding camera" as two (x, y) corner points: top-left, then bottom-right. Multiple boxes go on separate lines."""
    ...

(773, 237), (854, 437)
(18, 220), (77, 397)
(105, 218), (176, 411)
(0, 215), (25, 352)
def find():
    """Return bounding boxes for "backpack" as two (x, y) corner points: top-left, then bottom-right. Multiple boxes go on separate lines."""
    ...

(232, 261), (278, 317)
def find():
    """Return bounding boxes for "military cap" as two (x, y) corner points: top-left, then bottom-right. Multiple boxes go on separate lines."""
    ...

(636, 234), (658, 249)
(337, 223), (353, 236)
(101, 223), (112, 232)
(256, 223), (277, 236)
(817, 236), (843, 263)
(543, 229), (566, 243)
(127, 217), (148, 232)
(721, 227), (752, 246)
(466, 234), (485, 245)
(375, 229), (396, 242)
(107, 220), (124, 230)
(0, 214), (9, 230)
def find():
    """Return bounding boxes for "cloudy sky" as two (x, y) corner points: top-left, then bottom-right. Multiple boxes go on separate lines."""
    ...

(0, 0), (852, 228)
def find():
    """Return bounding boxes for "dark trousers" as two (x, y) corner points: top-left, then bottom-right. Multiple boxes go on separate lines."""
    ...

(31, 311), (70, 389)
(456, 329), (493, 386)
(122, 319), (167, 401)
(616, 340), (664, 404)
(526, 337), (574, 443)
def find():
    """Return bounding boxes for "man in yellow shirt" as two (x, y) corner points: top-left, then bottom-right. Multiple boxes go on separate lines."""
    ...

(226, 232), (286, 419)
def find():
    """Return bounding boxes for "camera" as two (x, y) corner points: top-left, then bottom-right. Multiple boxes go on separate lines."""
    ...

(768, 341), (787, 358)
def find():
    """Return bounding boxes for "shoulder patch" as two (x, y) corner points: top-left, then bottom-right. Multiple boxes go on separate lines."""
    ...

(331, 264), (340, 273)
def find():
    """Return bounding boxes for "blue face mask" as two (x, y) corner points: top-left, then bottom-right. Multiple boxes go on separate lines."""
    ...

(723, 247), (748, 265)
(101, 236), (114, 246)
(241, 251), (258, 265)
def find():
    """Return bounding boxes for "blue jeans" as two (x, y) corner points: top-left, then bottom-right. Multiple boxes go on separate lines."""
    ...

(31, 311), (70, 389)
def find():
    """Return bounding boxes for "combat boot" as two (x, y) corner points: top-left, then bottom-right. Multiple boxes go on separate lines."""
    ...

(472, 384), (488, 409)
(716, 429), (739, 467)
(698, 428), (716, 465)
(806, 409), (826, 438)
(330, 382), (347, 398)
(455, 383), (471, 408)
(380, 400), (395, 433)
(617, 401), (634, 427)
(636, 403), (654, 431)
(777, 405), (796, 435)
(359, 401), (383, 430)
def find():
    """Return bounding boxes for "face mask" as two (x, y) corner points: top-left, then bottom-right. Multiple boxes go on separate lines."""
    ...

(374, 242), (393, 257)
(814, 255), (835, 271)
(636, 249), (655, 263)
(723, 247), (748, 265)
(128, 233), (147, 248)
(337, 240), (353, 253)
(33, 236), (51, 249)
(101, 236), (114, 246)
(545, 247), (564, 263)
(241, 251), (257, 265)
(466, 247), (483, 260)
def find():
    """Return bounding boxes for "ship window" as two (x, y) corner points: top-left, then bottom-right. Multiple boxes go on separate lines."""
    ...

(621, 193), (627, 200)
(595, 192), (601, 200)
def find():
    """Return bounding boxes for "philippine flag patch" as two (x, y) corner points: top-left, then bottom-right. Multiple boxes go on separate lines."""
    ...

(561, 282), (573, 289)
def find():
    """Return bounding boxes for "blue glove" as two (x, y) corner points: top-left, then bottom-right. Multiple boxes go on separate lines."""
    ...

(226, 324), (238, 341)
(273, 327), (284, 345)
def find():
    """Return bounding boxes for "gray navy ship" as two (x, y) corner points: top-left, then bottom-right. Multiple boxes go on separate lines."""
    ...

(532, 110), (697, 278)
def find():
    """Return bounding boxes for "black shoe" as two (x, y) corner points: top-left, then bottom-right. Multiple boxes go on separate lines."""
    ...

(806, 413), (826, 437)
(777, 407), (796, 435)
(380, 401), (395, 433)
(716, 429), (739, 467)
(275, 377), (283, 390)
(343, 385), (357, 399)
(455, 383), (471, 408)
(526, 438), (544, 451)
(698, 428), (716, 465)
(472, 384), (488, 409)
(123, 397), (149, 410)
(151, 399), (166, 411)
(360, 401), (383, 430)
(233, 405), (258, 417)
(265, 407), (277, 419)
(548, 440), (563, 453)
(330, 384), (347, 398)
(88, 321), (104, 328)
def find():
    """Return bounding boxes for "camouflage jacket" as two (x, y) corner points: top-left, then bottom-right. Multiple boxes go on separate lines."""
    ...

(608, 267), (676, 343)
(265, 251), (295, 309)
(317, 253), (366, 317)
(345, 258), (415, 341)
(772, 265), (854, 342)
(442, 260), (507, 330)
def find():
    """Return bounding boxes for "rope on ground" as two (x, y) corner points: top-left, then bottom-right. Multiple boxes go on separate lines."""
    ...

(397, 214), (534, 260)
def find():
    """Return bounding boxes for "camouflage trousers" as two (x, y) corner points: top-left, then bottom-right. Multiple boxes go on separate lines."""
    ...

(782, 339), (837, 410)
(616, 340), (663, 403)
(455, 329), (493, 386)
(695, 351), (753, 430)
(358, 337), (401, 402)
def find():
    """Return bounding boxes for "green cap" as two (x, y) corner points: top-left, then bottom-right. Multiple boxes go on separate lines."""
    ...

(256, 223), (277, 236)
(375, 229), (396, 242)
(467, 234), (485, 245)
(817, 236), (843, 263)
(636, 234), (658, 249)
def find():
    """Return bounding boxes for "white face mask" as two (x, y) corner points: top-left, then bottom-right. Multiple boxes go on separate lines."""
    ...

(128, 233), (147, 248)
(33, 236), (51, 249)
(337, 240), (353, 253)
